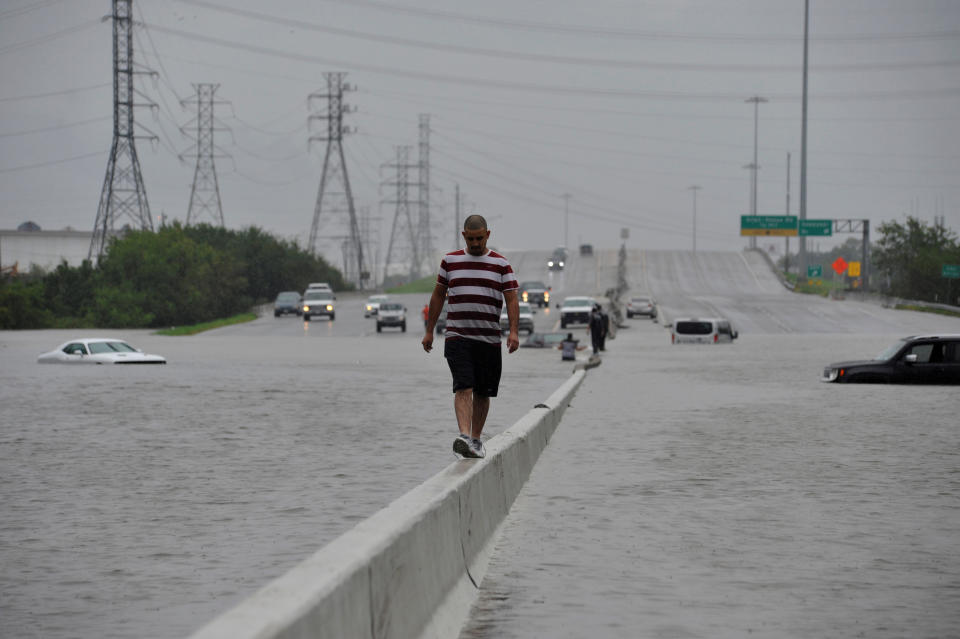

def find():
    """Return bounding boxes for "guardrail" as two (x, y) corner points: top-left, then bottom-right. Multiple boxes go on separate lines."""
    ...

(189, 370), (586, 639)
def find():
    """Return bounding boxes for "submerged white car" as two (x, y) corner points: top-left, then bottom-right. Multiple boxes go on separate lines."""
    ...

(37, 338), (167, 364)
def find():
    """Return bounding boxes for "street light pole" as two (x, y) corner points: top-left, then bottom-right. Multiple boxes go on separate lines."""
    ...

(745, 96), (768, 250)
(688, 185), (701, 253)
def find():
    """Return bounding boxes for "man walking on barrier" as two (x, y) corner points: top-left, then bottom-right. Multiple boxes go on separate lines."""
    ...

(422, 214), (520, 459)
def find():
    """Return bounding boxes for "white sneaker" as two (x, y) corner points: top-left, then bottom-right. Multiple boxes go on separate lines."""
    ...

(453, 434), (473, 458)
(470, 437), (486, 459)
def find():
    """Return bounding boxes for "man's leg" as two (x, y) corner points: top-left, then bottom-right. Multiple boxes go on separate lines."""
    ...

(454, 388), (474, 436)
(471, 394), (490, 439)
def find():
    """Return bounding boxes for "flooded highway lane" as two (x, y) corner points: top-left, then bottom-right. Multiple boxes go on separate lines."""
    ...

(3, 248), (959, 638)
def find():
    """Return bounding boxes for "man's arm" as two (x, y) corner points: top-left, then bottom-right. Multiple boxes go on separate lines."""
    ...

(503, 289), (520, 353)
(421, 283), (447, 352)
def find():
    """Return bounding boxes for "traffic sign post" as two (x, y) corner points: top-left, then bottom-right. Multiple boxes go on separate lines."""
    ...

(943, 264), (960, 279)
(807, 264), (822, 278)
(740, 215), (797, 236)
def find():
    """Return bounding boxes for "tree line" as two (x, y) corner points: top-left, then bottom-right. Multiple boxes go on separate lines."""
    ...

(0, 223), (348, 329)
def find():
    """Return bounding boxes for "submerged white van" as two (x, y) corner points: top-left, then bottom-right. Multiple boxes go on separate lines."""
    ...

(671, 318), (738, 344)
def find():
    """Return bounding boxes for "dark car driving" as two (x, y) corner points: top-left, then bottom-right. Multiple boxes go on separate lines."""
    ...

(273, 291), (302, 317)
(821, 334), (960, 384)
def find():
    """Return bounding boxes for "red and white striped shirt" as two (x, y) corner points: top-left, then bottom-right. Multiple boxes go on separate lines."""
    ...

(437, 249), (518, 344)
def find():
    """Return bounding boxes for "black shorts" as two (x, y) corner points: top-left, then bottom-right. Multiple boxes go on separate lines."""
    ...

(444, 338), (502, 397)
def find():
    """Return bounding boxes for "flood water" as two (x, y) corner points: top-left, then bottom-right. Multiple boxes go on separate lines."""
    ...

(461, 322), (960, 639)
(0, 327), (570, 638)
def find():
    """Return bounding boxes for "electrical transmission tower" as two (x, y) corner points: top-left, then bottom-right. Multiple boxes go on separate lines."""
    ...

(181, 83), (228, 227)
(308, 72), (367, 288)
(382, 145), (420, 284)
(417, 114), (433, 276)
(90, 0), (157, 261)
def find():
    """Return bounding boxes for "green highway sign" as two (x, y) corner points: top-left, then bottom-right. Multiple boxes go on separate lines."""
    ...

(808, 264), (822, 278)
(740, 215), (797, 237)
(799, 219), (833, 237)
(943, 264), (960, 279)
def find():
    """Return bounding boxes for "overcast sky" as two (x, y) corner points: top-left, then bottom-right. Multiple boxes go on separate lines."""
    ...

(2, 0), (958, 271)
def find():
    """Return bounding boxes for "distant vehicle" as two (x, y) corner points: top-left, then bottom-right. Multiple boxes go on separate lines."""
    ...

(521, 332), (568, 348)
(273, 291), (302, 317)
(518, 280), (550, 307)
(376, 302), (407, 332)
(37, 338), (166, 365)
(626, 296), (656, 319)
(364, 294), (389, 318)
(579, 244), (593, 256)
(547, 247), (567, 271)
(302, 289), (335, 321)
(821, 334), (960, 384)
(560, 296), (595, 329)
(671, 318), (737, 344)
(306, 282), (332, 293)
(500, 301), (535, 335)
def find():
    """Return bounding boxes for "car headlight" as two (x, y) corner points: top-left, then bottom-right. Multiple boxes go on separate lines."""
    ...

(559, 261), (564, 267)
(522, 292), (528, 301)
(822, 367), (839, 382)
(326, 304), (333, 311)
(366, 305), (372, 311)
(544, 292), (549, 302)
(303, 305), (310, 312)
(548, 261), (554, 267)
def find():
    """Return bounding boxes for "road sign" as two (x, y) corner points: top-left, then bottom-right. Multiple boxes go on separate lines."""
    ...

(848, 261), (861, 277)
(943, 264), (960, 279)
(808, 264), (822, 278)
(799, 219), (833, 236)
(740, 215), (797, 236)
(831, 257), (848, 275)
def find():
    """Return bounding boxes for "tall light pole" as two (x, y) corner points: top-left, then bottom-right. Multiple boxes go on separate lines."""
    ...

(745, 95), (768, 250)
(688, 185), (701, 253)
(799, 0), (810, 282)
(561, 193), (572, 248)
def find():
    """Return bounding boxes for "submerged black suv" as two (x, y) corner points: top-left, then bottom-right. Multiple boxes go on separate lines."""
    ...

(821, 334), (960, 384)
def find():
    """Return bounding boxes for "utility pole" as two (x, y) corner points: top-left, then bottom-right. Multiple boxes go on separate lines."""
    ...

(454, 183), (461, 250)
(799, 0), (810, 283)
(90, 0), (157, 261)
(785, 151), (791, 274)
(308, 72), (367, 288)
(745, 96), (768, 251)
(417, 114), (433, 276)
(381, 145), (419, 284)
(181, 83), (228, 226)
(688, 185), (701, 253)
(561, 193), (572, 248)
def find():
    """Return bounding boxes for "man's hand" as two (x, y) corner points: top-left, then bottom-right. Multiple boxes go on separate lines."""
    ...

(422, 331), (434, 353)
(507, 330), (520, 353)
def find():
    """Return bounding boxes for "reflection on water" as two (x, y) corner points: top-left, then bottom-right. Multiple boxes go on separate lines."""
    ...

(0, 329), (569, 639)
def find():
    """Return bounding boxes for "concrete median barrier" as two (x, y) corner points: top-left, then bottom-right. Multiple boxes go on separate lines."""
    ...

(189, 369), (586, 639)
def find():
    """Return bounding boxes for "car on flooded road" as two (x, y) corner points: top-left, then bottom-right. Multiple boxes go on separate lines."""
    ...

(500, 301), (535, 335)
(273, 291), (302, 317)
(302, 289), (335, 321)
(364, 294), (389, 318)
(821, 334), (960, 384)
(518, 280), (550, 307)
(559, 296), (594, 329)
(626, 295), (656, 319)
(671, 318), (738, 344)
(376, 302), (407, 332)
(37, 338), (166, 364)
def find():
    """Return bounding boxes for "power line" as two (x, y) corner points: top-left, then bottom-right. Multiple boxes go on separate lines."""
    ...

(169, 0), (960, 74)
(0, 83), (110, 104)
(139, 24), (960, 103)
(0, 19), (100, 56)
(0, 115), (110, 138)
(0, 150), (104, 174)
(310, 0), (960, 43)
